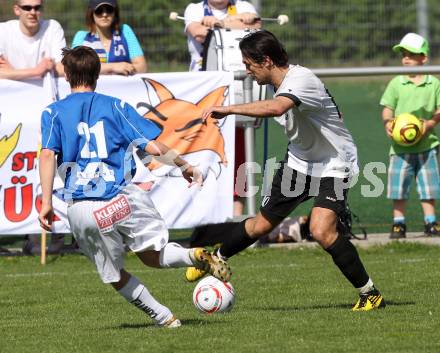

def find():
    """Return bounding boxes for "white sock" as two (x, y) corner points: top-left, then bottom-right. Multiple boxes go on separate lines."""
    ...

(159, 242), (193, 268)
(358, 278), (375, 294)
(118, 275), (172, 325)
(216, 248), (227, 261)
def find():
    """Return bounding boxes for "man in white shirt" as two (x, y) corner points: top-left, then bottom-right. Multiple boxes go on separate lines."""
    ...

(0, 0), (66, 80)
(0, 0), (66, 255)
(184, 0), (261, 71)
(200, 30), (386, 312)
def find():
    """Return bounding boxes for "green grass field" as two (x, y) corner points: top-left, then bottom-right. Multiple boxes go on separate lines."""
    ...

(1, 79), (439, 353)
(1, 243), (440, 353)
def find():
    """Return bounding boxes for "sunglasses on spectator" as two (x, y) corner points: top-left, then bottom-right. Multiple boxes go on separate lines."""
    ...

(94, 5), (115, 16)
(18, 4), (43, 12)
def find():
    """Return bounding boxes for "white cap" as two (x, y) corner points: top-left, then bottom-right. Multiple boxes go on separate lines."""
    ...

(392, 33), (429, 55)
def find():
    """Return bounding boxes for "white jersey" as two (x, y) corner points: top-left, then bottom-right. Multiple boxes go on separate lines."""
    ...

(0, 19), (66, 68)
(274, 65), (359, 178)
(184, 0), (257, 71)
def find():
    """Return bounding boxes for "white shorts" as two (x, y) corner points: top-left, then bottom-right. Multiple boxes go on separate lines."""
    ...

(67, 184), (168, 283)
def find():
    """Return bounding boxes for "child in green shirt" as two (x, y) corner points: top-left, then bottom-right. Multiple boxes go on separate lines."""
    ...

(380, 33), (440, 239)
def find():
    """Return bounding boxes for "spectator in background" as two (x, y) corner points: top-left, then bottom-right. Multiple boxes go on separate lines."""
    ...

(0, 0), (66, 255)
(72, 0), (147, 75)
(184, 0), (261, 72)
(0, 0), (66, 80)
(184, 0), (261, 216)
(380, 33), (440, 239)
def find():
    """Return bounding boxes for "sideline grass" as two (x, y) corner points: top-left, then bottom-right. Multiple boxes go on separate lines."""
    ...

(1, 243), (439, 353)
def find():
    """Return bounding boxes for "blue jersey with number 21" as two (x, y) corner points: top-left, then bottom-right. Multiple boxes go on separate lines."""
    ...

(41, 92), (161, 201)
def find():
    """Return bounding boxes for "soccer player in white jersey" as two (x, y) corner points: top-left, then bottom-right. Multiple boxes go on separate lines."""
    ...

(199, 30), (385, 311)
(38, 46), (231, 328)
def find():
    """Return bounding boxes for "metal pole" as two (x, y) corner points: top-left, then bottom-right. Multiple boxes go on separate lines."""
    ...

(312, 65), (440, 77)
(242, 75), (256, 216)
(416, 0), (429, 41)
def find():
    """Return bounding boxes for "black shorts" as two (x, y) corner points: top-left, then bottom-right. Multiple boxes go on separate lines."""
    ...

(260, 157), (350, 224)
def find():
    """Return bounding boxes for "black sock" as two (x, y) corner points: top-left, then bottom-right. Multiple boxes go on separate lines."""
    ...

(325, 235), (369, 288)
(190, 222), (238, 247)
(219, 219), (257, 258)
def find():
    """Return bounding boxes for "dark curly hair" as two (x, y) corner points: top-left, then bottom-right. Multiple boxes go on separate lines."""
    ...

(239, 30), (289, 67)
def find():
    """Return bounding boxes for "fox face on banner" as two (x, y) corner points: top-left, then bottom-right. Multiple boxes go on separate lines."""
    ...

(128, 74), (235, 228)
(137, 78), (228, 179)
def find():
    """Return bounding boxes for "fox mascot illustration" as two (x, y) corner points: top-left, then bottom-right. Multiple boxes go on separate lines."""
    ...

(135, 78), (229, 182)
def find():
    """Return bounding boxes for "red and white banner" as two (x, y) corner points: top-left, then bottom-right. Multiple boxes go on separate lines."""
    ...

(0, 71), (235, 234)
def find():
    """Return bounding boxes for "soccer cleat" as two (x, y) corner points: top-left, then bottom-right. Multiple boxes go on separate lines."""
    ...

(185, 266), (206, 282)
(159, 315), (181, 328)
(389, 223), (406, 239)
(185, 244), (222, 282)
(352, 288), (386, 311)
(189, 248), (231, 282)
(424, 221), (440, 237)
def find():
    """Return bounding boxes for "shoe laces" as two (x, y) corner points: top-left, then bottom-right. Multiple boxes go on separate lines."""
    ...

(357, 293), (369, 308)
(358, 288), (380, 307)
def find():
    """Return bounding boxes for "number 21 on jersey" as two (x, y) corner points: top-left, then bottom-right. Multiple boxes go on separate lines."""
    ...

(76, 121), (114, 185)
(77, 121), (108, 158)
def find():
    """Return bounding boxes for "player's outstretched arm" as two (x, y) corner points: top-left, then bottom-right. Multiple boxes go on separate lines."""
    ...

(202, 96), (294, 121)
(38, 149), (56, 231)
(144, 140), (203, 186)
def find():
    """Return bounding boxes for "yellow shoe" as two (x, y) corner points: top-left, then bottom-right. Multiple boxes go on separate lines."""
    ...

(352, 288), (386, 311)
(189, 248), (231, 282)
(185, 266), (206, 282)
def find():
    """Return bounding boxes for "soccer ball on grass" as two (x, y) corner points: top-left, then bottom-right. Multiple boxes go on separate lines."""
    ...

(193, 276), (235, 313)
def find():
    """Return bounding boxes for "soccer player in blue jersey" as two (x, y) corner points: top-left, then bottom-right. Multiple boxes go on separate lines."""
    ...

(38, 46), (231, 328)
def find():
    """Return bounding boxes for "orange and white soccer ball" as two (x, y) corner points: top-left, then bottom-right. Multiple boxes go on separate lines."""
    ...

(193, 276), (235, 313)
(392, 113), (423, 146)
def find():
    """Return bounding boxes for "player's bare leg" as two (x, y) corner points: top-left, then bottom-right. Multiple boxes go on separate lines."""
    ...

(308, 207), (339, 248)
(310, 207), (385, 311)
(137, 243), (231, 282)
